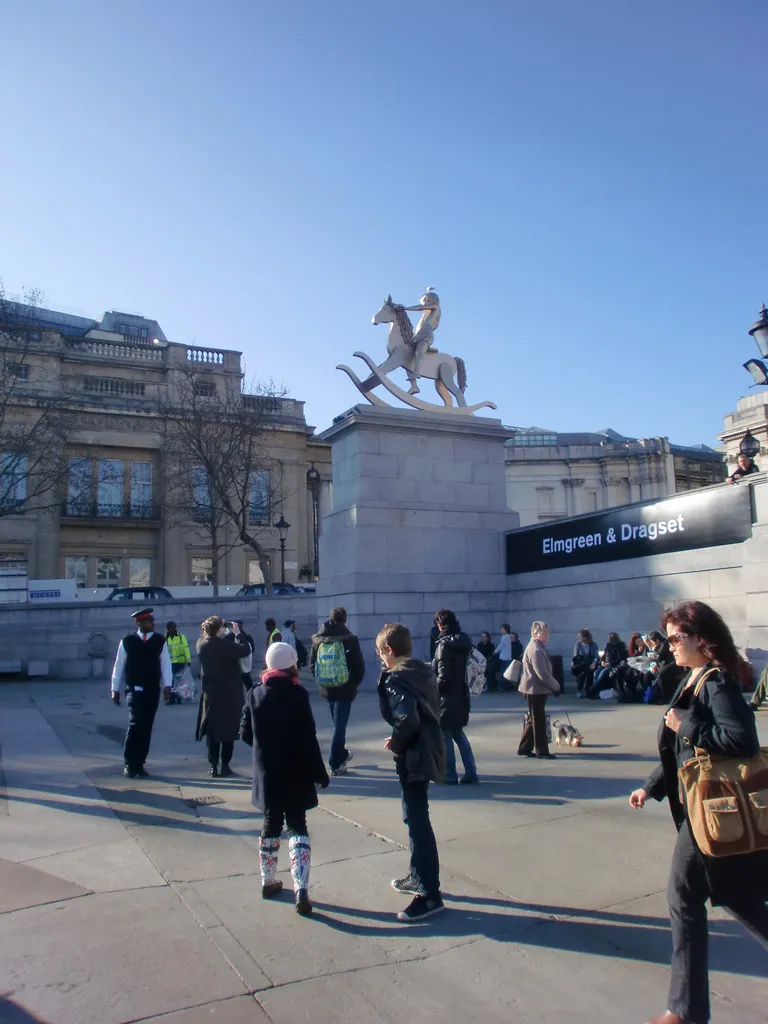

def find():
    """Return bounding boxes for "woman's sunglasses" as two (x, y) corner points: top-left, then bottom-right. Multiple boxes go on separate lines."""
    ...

(667, 632), (691, 647)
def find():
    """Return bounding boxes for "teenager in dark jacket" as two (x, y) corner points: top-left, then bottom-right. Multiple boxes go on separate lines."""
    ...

(310, 607), (365, 776)
(432, 608), (478, 785)
(240, 642), (328, 916)
(377, 621), (446, 923)
(630, 601), (768, 1024)
(477, 632), (497, 692)
(588, 632), (628, 697)
(195, 617), (250, 777)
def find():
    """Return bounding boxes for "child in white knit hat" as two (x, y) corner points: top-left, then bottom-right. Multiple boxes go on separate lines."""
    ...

(240, 642), (328, 915)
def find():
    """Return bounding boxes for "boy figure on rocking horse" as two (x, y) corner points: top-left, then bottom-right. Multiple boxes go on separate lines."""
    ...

(397, 287), (441, 395)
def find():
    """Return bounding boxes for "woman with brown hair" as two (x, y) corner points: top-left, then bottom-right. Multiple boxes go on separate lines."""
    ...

(629, 600), (768, 1024)
(628, 632), (647, 658)
(195, 616), (250, 777)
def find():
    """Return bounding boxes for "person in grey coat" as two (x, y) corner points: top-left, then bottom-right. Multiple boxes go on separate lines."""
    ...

(195, 616), (250, 777)
(518, 621), (560, 759)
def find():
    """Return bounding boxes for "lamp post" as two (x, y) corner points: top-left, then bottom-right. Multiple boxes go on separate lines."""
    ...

(739, 430), (761, 460)
(307, 464), (321, 579)
(744, 305), (768, 385)
(275, 513), (290, 585)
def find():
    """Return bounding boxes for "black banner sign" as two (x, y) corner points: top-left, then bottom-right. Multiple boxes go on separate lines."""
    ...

(506, 486), (753, 575)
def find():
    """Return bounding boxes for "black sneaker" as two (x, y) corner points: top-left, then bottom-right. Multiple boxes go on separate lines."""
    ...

(537, 753), (557, 760)
(397, 895), (445, 923)
(459, 776), (479, 785)
(136, 766), (149, 778)
(208, 766), (219, 778)
(123, 766), (138, 778)
(219, 764), (234, 777)
(391, 876), (420, 895)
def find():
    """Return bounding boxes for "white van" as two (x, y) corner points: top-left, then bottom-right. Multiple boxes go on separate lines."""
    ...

(27, 579), (80, 603)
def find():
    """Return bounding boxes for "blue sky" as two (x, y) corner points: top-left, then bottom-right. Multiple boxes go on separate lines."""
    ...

(1, 0), (766, 444)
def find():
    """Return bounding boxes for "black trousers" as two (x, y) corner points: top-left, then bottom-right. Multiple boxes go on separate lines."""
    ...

(397, 758), (440, 898)
(517, 694), (550, 756)
(207, 737), (234, 767)
(124, 689), (160, 768)
(667, 823), (768, 1023)
(261, 808), (308, 839)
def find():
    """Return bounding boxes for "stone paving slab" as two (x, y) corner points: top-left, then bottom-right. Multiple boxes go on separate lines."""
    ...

(135, 995), (270, 1023)
(0, 888), (247, 1024)
(0, 857), (90, 913)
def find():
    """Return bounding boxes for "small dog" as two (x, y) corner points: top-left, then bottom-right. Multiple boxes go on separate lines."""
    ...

(553, 720), (583, 747)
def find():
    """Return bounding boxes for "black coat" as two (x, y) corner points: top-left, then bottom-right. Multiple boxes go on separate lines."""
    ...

(643, 665), (768, 906)
(378, 659), (446, 784)
(309, 621), (365, 701)
(477, 640), (496, 682)
(195, 634), (249, 744)
(240, 671), (328, 812)
(432, 630), (472, 731)
(509, 639), (524, 662)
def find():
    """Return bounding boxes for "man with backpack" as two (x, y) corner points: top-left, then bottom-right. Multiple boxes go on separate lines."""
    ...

(310, 607), (365, 776)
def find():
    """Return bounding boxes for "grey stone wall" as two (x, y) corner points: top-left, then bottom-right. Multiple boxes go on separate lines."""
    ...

(0, 595), (319, 680)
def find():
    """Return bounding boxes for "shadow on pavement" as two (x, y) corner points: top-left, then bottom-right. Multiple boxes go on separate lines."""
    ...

(0, 997), (53, 1023)
(308, 896), (766, 978)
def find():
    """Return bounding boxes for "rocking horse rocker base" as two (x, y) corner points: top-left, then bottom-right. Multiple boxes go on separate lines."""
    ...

(337, 353), (497, 415)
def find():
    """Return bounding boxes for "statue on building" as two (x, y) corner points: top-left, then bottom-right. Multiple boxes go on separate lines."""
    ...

(336, 289), (496, 416)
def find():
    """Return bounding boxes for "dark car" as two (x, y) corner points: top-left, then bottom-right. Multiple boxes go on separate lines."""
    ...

(235, 583), (305, 597)
(106, 586), (173, 602)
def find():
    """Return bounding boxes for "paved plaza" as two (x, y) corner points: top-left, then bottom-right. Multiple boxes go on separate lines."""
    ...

(0, 678), (766, 1024)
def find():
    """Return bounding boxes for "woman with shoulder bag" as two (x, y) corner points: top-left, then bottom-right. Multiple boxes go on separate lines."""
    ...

(195, 617), (250, 778)
(629, 600), (768, 1024)
(571, 628), (599, 698)
(518, 621), (560, 760)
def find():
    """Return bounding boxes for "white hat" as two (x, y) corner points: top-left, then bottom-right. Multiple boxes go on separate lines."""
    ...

(265, 642), (298, 672)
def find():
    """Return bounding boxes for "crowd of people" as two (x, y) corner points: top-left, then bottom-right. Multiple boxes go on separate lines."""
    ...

(570, 627), (684, 704)
(108, 599), (768, 1019)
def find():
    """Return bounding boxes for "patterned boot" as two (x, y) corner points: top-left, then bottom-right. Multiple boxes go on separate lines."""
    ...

(259, 837), (283, 899)
(289, 834), (312, 915)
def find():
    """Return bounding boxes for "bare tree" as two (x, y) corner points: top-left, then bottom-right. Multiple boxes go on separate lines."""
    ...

(0, 283), (75, 516)
(159, 366), (289, 595)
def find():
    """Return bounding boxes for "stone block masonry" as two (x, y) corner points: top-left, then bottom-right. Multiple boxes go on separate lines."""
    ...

(317, 405), (519, 667)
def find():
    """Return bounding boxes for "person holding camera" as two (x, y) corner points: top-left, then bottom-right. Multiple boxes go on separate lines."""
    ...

(196, 617), (250, 777)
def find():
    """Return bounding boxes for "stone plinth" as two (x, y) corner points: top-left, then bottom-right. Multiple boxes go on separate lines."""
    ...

(316, 405), (519, 659)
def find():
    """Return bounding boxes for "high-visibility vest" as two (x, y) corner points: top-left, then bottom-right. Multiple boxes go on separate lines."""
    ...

(166, 633), (191, 664)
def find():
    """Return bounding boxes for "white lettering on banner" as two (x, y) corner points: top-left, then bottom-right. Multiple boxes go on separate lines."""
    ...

(543, 533), (602, 555)
(621, 514), (685, 543)
(542, 514), (686, 559)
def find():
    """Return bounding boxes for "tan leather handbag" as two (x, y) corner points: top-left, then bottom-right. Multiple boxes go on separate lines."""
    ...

(678, 669), (768, 858)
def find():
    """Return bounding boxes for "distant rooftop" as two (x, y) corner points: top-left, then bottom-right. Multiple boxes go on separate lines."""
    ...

(506, 426), (721, 460)
(3, 302), (168, 342)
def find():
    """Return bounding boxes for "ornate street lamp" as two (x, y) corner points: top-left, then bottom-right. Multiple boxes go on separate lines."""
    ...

(307, 464), (321, 579)
(744, 305), (768, 384)
(275, 513), (290, 585)
(739, 430), (761, 460)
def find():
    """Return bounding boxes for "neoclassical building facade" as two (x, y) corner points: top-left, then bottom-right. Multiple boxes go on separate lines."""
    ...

(0, 304), (331, 590)
(505, 427), (726, 527)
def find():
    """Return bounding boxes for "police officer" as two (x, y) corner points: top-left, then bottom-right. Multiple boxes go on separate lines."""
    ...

(111, 608), (172, 778)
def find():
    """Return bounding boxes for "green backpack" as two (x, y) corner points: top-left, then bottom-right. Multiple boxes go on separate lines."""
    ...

(315, 640), (350, 687)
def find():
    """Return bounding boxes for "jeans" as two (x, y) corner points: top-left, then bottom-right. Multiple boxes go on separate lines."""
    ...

(327, 699), (352, 771)
(442, 728), (478, 782)
(261, 808), (308, 839)
(590, 665), (611, 696)
(396, 758), (440, 899)
(124, 688), (160, 769)
(207, 737), (234, 768)
(518, 694), (550, 756)
(751, 665), (768, 706)
(667, 823), (768, 1022)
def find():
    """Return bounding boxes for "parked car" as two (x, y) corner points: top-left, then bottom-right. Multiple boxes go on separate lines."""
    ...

(235, 583), (306, 597)
(106, 586), (173, 602)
